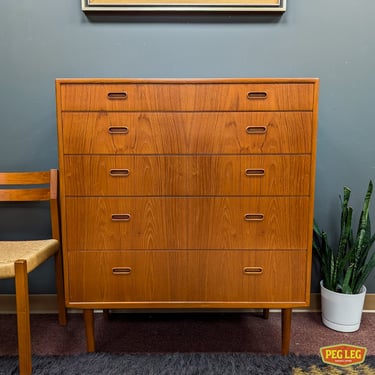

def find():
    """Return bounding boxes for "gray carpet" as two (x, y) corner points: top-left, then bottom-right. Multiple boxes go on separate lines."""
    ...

(1, 353), (374, 375)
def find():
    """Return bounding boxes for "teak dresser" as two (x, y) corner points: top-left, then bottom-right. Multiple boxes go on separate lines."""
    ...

(55, 78), (319, 354)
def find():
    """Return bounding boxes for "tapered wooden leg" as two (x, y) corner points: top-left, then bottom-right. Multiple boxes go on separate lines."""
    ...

(281, 308), (292, 355)
(54, 251), (67, 326)
(84, 309), (96, 352)
(103, 309), (110, 320)
(15, 260), (32, 375)
(262, 308), (270, 319)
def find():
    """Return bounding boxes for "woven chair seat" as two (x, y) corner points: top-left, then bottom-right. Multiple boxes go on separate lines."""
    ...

(0, 240), (59, 279)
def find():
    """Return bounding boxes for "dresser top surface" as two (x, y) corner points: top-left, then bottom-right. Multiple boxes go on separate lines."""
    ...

(55, 77), (319, 85)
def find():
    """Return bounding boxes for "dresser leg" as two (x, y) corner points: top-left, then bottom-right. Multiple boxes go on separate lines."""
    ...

(83, 309), (96, 352)
(262, 308), (270, 319)
(103, 309), (110, 320)
(281, 308), (292, 355)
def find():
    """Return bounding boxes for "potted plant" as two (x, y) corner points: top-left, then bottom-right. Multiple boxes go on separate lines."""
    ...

(313, 180), (375, 332)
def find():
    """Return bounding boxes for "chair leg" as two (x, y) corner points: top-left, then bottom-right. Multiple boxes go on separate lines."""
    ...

(15, 260), (32, 375)
(54, 251), (67, 326)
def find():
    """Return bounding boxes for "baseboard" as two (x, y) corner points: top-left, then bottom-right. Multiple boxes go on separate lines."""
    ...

(0, 294), (374, 314)
(0, 294), (61, 314)
(300, 293), (375, 312)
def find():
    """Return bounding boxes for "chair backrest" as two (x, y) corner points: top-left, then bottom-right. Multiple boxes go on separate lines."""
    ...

(0, 169), (60, 241)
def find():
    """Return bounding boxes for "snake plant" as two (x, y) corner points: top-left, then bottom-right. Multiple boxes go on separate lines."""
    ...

(313, 180), (375, 294)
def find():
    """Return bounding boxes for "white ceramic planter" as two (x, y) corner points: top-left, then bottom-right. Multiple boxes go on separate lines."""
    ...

(320, 280), (367, 332)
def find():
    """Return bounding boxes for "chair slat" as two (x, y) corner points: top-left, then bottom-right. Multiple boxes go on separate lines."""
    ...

(0, 188), (50, 201)
(0, 171), (50, 185)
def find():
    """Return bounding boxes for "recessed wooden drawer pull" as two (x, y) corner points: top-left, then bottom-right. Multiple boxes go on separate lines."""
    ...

(108, 126), (129, 134)
(243, 267), (263, 275)
(112, 267), (132, 275)
(247, 91), (268, 99)
(245, 169), (265, 177)
(110, 169), (130, 177)
(244, 213), (264, 221)
(111, 214), (131, 221)
(107, 92), (128, 100)
(246, 126), (267, 134)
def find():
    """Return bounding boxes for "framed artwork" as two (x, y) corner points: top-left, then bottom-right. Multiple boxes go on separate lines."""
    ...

(81, 0), (286, 12)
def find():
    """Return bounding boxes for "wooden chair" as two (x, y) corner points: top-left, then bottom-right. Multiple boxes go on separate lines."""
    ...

(0, 169), (67, 375)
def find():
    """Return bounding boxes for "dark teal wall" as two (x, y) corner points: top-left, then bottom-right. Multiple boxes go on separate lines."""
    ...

(1, 0), (375, 293)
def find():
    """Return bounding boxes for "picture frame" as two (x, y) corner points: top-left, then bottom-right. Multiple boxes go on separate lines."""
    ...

(81, 0), (286, 12)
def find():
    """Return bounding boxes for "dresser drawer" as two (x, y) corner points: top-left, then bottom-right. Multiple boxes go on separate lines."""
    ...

(65, 197), (310, 250)
(61, 112), (313, 155)
(59, 82), (315, 111)
(67, 250), (308, 304)
(63, 155), (311, 196)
